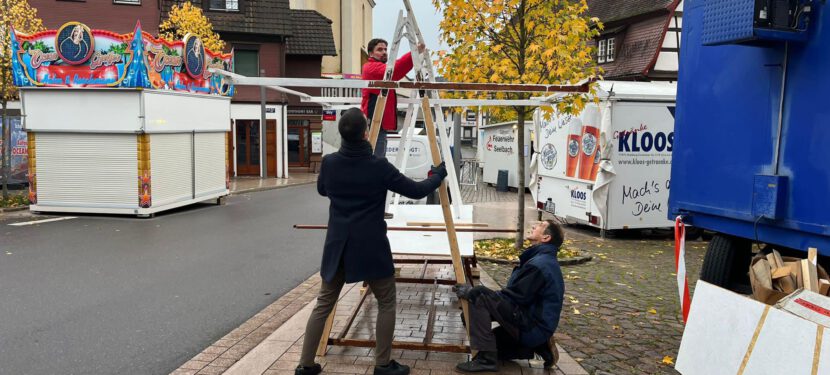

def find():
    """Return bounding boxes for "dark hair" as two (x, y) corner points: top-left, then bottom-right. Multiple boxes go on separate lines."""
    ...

(338, 107), (368, 142)
(368, 38), (388, 54)
(543, 220), (564, 248)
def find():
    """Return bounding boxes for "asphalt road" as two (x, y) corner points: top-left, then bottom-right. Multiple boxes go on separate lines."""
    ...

(0, 184), (327, 375)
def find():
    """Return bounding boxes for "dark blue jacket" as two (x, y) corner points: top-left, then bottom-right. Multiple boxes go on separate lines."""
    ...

(499, 243), (565, 347)
(317, 140), (443, 283)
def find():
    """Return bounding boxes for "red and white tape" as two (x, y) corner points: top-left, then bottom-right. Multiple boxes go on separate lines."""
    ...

(675, 216), (691, 323)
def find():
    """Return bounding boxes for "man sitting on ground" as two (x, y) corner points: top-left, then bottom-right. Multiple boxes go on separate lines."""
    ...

(454, 220), (565, 373)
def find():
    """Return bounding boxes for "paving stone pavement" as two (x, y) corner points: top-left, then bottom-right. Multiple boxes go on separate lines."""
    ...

(480, 224), (708, 375)
(173, 258), (589, 375)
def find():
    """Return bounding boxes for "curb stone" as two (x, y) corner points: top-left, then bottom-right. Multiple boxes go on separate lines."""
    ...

(0, 206), (28, 214)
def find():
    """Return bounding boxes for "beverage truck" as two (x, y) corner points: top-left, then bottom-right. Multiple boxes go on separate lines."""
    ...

(534, 81), (679, 234)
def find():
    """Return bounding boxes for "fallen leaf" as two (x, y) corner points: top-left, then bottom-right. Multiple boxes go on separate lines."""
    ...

(573, 308), (581, 315)
(648, 308), (658, 314)
(662, 356), (674, 365)
(612, 325), (621, 330)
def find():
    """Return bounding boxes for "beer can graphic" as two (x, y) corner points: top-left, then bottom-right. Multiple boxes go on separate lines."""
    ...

(579, 107), (601, 181)
(565, 117), (582, 178)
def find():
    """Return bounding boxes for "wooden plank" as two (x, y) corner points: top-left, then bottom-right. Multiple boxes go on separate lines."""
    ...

(294, 224), (517, 233)
(407, 222), (489, 228)
(316, 305), (337, 356)
(424, 279), (439, 345)
(420, 95), (472, 346)
(802, 259), (819, 292)
(329, 338), (469, 353)
(338, 286), (371, 340)
(820, 280), (830, 296)
(368, 94), (387, 151)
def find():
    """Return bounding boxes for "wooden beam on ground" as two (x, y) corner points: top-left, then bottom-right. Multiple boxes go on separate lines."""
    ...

(329, 338), (470, 353)
(294, 224), (517, 233)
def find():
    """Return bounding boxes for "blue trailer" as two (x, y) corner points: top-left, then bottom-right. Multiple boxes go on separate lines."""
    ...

(670, 0), (828, 287)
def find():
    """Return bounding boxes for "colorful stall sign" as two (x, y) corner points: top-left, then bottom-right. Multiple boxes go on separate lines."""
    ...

(10, 21), (234, 96)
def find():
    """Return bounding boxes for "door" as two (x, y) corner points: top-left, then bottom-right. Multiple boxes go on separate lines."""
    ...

(266, 120), (277, 177)
(287, 119), (310, 167)
(235, 120), (261, 175)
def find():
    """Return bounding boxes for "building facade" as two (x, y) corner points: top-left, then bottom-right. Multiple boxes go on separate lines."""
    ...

(587, 0), (683, 81)
(289, 0), (374, 76)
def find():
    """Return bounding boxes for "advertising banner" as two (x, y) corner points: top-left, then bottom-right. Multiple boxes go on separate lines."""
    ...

(0, 117), (28, 185)
(10, 22), (233, 96)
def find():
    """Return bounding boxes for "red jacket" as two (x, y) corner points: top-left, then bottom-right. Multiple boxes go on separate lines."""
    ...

(361, 52), (413, 131)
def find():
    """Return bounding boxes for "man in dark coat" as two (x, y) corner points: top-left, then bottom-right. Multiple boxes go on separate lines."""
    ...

(453, 220), (565, 373)
(295, 108), (447, 375)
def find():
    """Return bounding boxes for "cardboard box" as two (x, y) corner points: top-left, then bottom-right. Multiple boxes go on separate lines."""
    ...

(677, 281), (830, 374)
(750, 256), (829, 305)
(775, 289), (830, 328)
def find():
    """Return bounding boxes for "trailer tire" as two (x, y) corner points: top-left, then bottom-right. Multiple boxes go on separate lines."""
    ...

(700, 234), (748, 288)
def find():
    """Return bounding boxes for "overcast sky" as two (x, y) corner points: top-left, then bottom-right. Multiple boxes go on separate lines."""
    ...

(372, 1), (449, 56)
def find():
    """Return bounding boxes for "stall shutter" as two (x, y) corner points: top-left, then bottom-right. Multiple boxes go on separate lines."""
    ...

(194, 133), (226, 198)
(36, 134), (137, 207)
(151, 134), (193, 207)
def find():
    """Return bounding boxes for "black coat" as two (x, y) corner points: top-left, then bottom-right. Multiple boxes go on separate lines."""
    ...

(317, 140), (443, 283)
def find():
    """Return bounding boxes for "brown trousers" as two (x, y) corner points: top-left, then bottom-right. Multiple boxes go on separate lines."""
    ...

(299, 265), (397, 367)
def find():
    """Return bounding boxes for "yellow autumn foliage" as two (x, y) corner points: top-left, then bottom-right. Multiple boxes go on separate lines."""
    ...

(159, 2), (225, 52)
(475, 238), (581, 261)
(0, 0), (45, 102)
(431, 0), (602, 116)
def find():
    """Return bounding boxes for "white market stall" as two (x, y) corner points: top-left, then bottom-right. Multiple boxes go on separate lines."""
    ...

(534, 81), (677, 231)
(23, 88), (230, 216)
(481, 121), (532, 189)
(10, 22), (235, 217)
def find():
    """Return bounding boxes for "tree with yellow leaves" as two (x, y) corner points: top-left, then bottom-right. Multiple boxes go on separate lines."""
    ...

(1, 0), (44, 199)
(433, 0), (601, 249)
(159, 2), (225, 52)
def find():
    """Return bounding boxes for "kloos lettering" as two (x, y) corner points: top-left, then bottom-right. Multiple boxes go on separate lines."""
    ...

(618, 131), (674, 152)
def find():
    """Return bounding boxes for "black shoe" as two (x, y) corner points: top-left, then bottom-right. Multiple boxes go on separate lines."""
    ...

(533, 336), (559, 368)
(374, 359), (410, 375)
(295, 363), (322, 375)
(455, 351), (499, 373)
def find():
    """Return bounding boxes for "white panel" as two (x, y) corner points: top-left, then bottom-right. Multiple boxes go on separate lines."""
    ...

(386, 205), (475, 256)
(677, 281), (828, 375)
(194, 133), (227, 197)
(662, 32), (680, 48)
(654, 52), (679, 72)
(670, 17), (683, 28)
(676, 0), (683, 11)
(151, 134), (193, 206)
(142, 91), (231, 133)
(37, 133), (137, 207)
(22, 89), (141, 132)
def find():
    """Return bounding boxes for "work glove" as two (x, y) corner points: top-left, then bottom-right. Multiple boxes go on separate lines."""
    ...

(453, 284), (473, 300)
(430, 162), (448, 180)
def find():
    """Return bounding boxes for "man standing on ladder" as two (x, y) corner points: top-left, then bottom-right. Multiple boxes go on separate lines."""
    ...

(295, 108), (447, 375)
(361, 38), (426, 158)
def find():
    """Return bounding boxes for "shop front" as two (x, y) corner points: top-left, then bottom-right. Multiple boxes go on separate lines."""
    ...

(287, 106), (323, 173)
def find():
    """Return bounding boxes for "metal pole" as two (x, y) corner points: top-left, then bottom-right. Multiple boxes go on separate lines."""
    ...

(260, 83), (267, 178)
(773, 42), (788, 176)
(453, 112), (461, 178)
